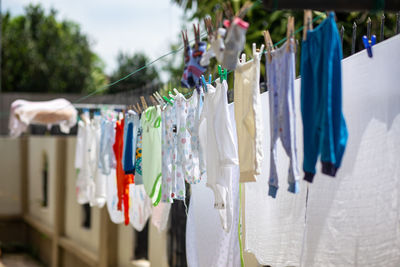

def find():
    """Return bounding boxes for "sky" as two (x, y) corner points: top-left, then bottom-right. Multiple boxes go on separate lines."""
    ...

(3, 0), (189, 78)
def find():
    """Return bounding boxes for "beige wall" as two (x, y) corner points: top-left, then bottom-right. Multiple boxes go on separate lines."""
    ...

(27, 136), (58, 228)
(0, 137), (22, 215)
(64, 137), (100, 254)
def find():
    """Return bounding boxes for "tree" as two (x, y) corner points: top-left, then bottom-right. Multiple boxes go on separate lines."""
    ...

(108, 51), (160, 94)
(1, 4), (107, 93)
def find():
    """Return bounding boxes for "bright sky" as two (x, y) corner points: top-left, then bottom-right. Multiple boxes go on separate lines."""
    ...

(4, 0), (189, 78)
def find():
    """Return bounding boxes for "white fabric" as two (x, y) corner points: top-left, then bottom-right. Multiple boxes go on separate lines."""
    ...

(151, 202), (171, 232)
(245, 35), (400, 266)
(129, 184), (152, 232)
(234, 44), (264, 183)
(9, 98), (77, 137)
(186, 102), (240, 267)
(106, 167), (124, 224)
(75, 114), (106, 207)
(200, 79), (238, 231)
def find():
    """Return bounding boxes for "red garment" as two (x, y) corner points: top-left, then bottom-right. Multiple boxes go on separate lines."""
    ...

(113, 118), (134, 225)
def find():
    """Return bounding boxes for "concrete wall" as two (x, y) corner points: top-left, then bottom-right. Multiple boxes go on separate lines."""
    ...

(27, 136), (57, 228)
(64, 137), (100, 254)
(0, 137), (22, 215)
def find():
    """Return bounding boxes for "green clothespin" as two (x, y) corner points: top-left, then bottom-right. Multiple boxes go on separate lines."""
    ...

(162, 96), (173, 106)
(218, 65), (227, 81)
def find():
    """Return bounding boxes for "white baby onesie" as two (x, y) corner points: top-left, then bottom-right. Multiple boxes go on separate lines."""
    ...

(129, 184), (152, 231)
(199, 78), (238, 231)
(234, 43), (265, 182)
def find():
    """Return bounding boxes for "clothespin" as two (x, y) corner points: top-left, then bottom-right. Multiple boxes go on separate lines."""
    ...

(215, 10), (223, 30)
(173, 88), (180, 96)
(204, 17), (213, 39)
(162, 95), (173, 106)
(362, 35), (376, 58)
(303, 10), (313, 41)
(222, 2), (235, 21)
(181, 30), (189, 58)
(286, 16), (296, 52)
(201, 74), (212, 92)
(149, 95), (158, 106)
(140, 96), (148, 111)
(236, 1), (252, 19)
(155, 92), (165, 105)
(136, 103), (142, 114)
(263, 30), (274, 62)
(218, 65), (227, 81)
(132, 105), (139, 114)
(193, 23), (201, 50)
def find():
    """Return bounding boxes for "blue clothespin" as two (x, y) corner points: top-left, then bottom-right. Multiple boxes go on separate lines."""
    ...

(362, 35), (376, 58)
(201, 74), (212, 92)
(218, 65), (227, 81)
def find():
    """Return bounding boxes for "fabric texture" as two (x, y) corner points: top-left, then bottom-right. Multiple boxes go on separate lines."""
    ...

(122, 111), (139, 175)
(9, 98), (77, 137)
(234, 44), (264, 183)
(301, 12), (348, 183)
(245, 34), (400, 267)
(200, 28), (226, 66)
(151, 202), (171, 232)
(134, 123), (144, 185)
(199, 78), (238, 231)
(129, 184), (152, 232)
(222, 17), (249, 70)
(186, 101), (240, 267)
(142, 106), (162, 206)
(266, 40), (300, 198)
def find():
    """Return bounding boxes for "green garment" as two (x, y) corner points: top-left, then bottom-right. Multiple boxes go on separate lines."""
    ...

(142, 106), (162, 206)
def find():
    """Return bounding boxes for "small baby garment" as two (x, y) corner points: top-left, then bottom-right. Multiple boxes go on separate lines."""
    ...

(234, 44), (265, 183)
(222, 17), (249, 70)
(129, 184), (152, 232)
(75, 112), (94, 205)
(134, 122), (144, 185)
(182, 42), (207, 89)
(106, 163), (124, 224)
(142, 106), (162, 206)
(90, 114), (107, 207)
(99, 117), (116, 176)
(113, 118), (134, 225)
(301, 12), (348, 182)
(200, 28), (226, 66)
(151, 202), (171, 232)
(122, 111), (139, 175)
(266, 40), (300, 198)
(199, 78), (238, 231)
(161, 102), (181, 203)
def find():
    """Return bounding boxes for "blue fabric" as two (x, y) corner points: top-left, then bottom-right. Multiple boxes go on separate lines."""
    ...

(122, 112), (139, 174)
(300, 12), (348, 183)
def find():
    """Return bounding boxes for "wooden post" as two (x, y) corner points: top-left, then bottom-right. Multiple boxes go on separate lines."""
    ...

(51, 138), (67, 267)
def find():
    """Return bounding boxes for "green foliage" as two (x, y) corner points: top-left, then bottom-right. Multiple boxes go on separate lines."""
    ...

(1, 4), (107, 93)
(108, 51), (160, 94)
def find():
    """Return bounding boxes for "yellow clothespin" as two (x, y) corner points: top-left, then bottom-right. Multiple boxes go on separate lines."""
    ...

(286, 16), (295, 52)
(140, 96), (148, 111)
(263, 30), (274, 62)
(303, 10), (313, 41)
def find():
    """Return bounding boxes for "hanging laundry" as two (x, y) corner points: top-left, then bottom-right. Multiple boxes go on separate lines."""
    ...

(266, 40), (300, 198)
(113, 118), (134, 225)
(75, 111), (94, 205)
(122, 111), (139, 175)
(151, 202), (171, 232)
(129, 184), (152, 232)
(199, 78), (238, 231)
(234, 44), (264, 183)
(142, 106), (162, 206)
(9, 98), (77, 137)
(186, 100), (241, 267)
(134, 122), (144, 185)
(222, 17), (249, 70)
(181, 26), (207, 89)
(200, 28), (226, 66)
(301, 12), (348, 183)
